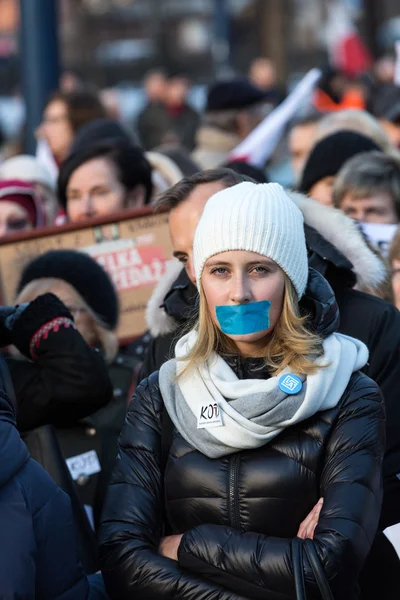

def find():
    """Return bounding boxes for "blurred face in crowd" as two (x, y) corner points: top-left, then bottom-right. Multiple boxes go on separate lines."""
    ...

(0, 201), (33, 238)
(249, 58), (277, 91)
(379, 120), (400, 148)
(309, 176), (335, 207)
(50, 280), (97, 346)
(21, 279), (97, 346)
(145, 71), (167, 103)
(374, 56), (395, 85)
(170, 180), (226, 284)
(164, 77), (189, 108)
(66, 157), (145, 223)
(38, 99), (74, 162)
(339, 191), (399, 224)
(289, 123), (318, 177)
(236, 103), (267, 140)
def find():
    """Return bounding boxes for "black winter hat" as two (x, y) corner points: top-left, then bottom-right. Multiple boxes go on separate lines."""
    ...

(70, 118), (136, 155)
(17, 250), (119, 330)
(299, 130), (381, 194)
(206, 78), (268, 112)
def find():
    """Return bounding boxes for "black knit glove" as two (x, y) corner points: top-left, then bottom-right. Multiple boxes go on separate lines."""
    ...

(5, 293), (74, 359)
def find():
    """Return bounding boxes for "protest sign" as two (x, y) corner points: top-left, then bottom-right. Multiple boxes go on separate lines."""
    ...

(0, 208), (174, 342)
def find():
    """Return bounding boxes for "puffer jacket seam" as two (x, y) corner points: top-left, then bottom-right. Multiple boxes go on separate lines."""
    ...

(270, 447), (317, 477)
(19, 475), (60, 519)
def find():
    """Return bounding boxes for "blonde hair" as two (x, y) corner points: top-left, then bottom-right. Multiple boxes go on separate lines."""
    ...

(182, 276), (326, 377)
(16, 278), (118, 364)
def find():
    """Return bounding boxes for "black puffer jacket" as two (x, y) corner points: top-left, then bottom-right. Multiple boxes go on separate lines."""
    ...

(99, 272), (385, 600)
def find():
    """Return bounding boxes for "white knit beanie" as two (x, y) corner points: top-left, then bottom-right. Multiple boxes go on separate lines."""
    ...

(193, 182), (308, 298)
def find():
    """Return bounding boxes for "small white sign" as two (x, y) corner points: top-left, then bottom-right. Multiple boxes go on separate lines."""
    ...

(66, 450), (101, 481)
(197, 402), (223, 429)
(360, 222), (398, 258)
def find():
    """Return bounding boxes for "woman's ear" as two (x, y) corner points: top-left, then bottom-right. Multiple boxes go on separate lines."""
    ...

(126, 185), (146, 209)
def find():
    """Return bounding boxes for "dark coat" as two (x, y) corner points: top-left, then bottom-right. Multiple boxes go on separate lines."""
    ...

(137, 101), (200, 151)
(4, 294), (113, 433)
(0, 386), (93, 599)
(99, 272), (385, 600)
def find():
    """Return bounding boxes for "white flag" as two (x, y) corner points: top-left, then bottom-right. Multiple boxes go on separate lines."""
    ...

(229, 68), (321, 167)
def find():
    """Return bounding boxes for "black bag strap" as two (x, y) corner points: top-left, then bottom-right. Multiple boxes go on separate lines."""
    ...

(304, 539), (335, 600)
(292, 537), (306, 600)
(292, 538), (335, 600)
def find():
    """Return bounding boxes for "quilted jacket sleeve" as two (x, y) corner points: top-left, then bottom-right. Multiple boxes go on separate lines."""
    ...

(98, 373), (246, 600)
(178, 372), (385, 600)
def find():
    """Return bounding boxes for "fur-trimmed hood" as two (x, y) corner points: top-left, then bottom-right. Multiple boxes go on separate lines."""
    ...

(145, 259), (185, 338)
(146, 192), (387, 338)
(287, 191), (385, 290)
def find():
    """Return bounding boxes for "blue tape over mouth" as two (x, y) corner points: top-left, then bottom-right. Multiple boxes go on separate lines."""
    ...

(216, 300), (271, 335)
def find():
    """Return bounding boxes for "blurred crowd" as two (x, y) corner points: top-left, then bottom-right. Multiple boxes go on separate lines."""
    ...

(1, 50), (400, 599)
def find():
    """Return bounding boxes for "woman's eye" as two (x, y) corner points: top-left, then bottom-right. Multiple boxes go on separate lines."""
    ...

(211, 267), (228, 275)
(252, 266), (269, 274)
(8, 220), (29, 231)
(178, 256), (188, 264)
(93, 188), (109, 197)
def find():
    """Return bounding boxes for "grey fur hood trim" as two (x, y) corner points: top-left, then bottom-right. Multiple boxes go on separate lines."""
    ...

(145, 259), (183, 337)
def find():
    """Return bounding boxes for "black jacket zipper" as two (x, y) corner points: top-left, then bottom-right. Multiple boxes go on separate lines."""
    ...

(228, 453), (241, 530)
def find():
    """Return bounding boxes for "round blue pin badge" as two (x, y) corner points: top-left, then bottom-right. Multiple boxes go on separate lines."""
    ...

(278, 374), (303, 395)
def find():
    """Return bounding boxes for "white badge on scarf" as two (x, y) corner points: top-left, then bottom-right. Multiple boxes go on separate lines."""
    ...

(197, 401), (223, 429)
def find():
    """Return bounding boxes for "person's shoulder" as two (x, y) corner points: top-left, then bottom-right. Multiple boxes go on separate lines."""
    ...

(17, 458), (59, 507)
(340, 370), (383, 414)
(337, 287), (400, 337)
(339, 287), (398, 314)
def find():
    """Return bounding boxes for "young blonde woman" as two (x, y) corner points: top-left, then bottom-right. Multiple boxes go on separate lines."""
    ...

(99, 182), (385, 599)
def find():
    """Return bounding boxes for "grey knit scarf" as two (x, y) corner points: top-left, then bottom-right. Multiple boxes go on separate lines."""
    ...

(159, 330), (368, 459)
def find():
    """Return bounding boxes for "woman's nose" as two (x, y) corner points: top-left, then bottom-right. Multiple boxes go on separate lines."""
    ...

(80, 195), (95, 218)
(230, 277), (251, 304)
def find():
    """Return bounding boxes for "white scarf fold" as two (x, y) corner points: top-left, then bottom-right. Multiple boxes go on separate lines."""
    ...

(159, 330), (368, 458)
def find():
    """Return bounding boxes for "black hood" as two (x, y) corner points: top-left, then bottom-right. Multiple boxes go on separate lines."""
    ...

(300, 268), (339, 338)
(162, 267), (198, 323)
(0, 388), (29, 488)
(305, 224), (357, 290)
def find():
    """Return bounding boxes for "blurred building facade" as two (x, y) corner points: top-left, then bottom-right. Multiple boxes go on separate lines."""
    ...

(0, 0), (399, 93)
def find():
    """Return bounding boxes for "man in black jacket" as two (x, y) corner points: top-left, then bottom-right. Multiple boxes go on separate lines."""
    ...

(139, 168), (400, 597)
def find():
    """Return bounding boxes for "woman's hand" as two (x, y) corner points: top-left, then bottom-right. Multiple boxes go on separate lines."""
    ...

(159, 534), (184, 561)
(297, 498), (324, 539)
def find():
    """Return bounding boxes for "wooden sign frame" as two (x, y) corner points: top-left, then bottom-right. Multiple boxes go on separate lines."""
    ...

(0, 207), (174, 344)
